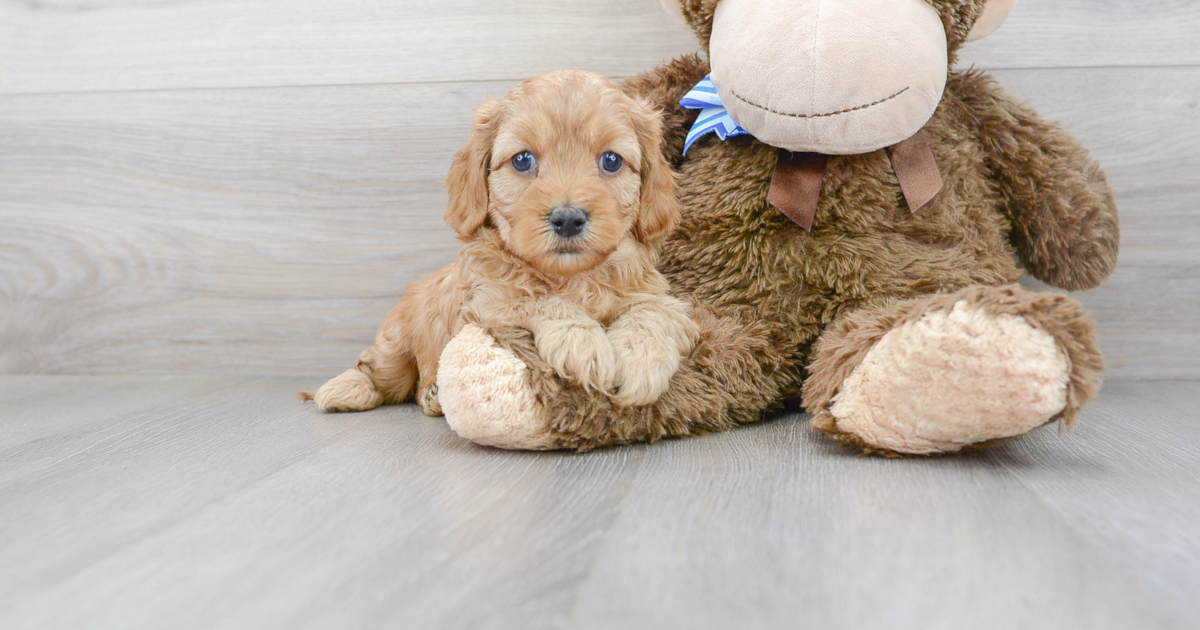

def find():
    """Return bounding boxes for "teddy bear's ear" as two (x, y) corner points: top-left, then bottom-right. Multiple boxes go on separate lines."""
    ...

(660, 0), (688, 26)
(966, 0), (1017, 42)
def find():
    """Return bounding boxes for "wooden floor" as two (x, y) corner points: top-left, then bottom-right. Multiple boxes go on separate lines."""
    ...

(0, 378), (1197, 629)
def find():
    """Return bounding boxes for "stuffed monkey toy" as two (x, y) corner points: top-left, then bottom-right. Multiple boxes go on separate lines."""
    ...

(436, 0), (1120, 455)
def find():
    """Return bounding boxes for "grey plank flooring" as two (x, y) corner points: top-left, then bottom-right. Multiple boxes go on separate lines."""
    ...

(1, 377), (1198, 629)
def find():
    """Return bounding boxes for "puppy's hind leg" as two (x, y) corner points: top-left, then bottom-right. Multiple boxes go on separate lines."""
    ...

(304, 262), (458, 413)
(308, 341), (418, 413)
(308, 368), (384, 412)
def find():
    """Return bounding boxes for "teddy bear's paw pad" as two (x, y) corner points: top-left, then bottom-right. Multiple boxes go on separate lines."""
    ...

(438, 325), (558, 450)
(313, 368), (384, 413)
(830, 301), (1070, 454)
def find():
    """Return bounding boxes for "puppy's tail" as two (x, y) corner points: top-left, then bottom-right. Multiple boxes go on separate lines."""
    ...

(298, 390), (316, 402)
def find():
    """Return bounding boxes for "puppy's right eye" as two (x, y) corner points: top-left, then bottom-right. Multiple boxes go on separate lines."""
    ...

(511, 151), (537, 174)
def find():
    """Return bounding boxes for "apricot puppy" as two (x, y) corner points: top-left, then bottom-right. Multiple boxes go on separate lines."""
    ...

(308, 70), (697, 415)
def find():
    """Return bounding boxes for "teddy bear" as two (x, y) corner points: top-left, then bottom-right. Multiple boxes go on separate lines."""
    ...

(434, 0), (1120, 456)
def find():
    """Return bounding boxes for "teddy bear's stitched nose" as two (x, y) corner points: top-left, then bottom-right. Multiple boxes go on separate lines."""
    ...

(548, 206), (589, 238)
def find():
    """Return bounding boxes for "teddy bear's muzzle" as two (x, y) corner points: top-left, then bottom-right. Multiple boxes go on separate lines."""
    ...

(707, 0), (949, 155)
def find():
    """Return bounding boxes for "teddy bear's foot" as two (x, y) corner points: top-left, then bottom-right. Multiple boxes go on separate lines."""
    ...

(804, 285), (1103, 456)
(437, 325), (559, 450)
(828, 301), (1069, 454)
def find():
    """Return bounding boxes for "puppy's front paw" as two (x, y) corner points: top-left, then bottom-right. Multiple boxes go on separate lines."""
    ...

(312, 368), (383, 412)
(610, 333), (684, 407)
(612, 360), (676, 407)
(535, 320), (617, 393)
(608, 304), (698, 407)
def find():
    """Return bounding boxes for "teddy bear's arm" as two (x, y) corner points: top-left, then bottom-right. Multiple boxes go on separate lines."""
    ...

(621, 54), (710, 166)
(458, 303), (785, 451)
(954, 71), (1120, 292)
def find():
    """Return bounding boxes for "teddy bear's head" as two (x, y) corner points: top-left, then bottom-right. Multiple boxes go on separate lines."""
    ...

(661, 0), (1017, 154)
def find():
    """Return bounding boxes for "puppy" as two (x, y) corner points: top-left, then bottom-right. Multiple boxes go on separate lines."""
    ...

(308, 70), (697, 415)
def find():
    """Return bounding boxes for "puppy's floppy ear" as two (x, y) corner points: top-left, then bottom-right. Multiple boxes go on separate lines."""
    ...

(445, 98), (501, 239)
(630, 98), (680, 245)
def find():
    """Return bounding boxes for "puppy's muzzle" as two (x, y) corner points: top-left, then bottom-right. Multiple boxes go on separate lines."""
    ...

(547, 206), (589, 239)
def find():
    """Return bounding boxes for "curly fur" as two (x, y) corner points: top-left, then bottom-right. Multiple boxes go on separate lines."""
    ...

(466, 0), (1119, 455)
(306, 70), (696, 415)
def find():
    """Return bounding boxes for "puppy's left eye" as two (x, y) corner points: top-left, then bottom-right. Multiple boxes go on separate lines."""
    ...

(599, 152), (624, 174)
(511, 151), (537, 174)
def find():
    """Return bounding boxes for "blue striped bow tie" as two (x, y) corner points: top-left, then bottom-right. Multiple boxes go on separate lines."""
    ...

(679, 75), (749, 155)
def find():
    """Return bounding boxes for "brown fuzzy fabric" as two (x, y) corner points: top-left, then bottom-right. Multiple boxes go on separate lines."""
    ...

(674, 0), (722, 49)
(802, 284), (1103, 456)
(481, 304), (786, 451)
(955, 69), (1121, 291)
(928, 0), (985, 56)
(473, 1), (1118, 454)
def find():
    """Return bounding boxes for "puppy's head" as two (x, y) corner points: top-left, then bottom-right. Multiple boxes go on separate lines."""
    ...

(444, 70), (678, 276)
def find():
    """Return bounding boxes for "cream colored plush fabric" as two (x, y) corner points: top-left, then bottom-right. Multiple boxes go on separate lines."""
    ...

(438, 325), (558, 450)
(967, 0), (1017, 42)
(829, 301), (1070, 454)
(661, 0), (1017, 41)
(708, 0), (948, 155)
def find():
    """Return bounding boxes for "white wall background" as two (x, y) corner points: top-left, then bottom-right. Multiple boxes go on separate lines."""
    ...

(1, 0), (1197, 379)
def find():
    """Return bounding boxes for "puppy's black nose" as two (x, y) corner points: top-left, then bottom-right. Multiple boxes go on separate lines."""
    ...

(547, 207), (589, 239)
